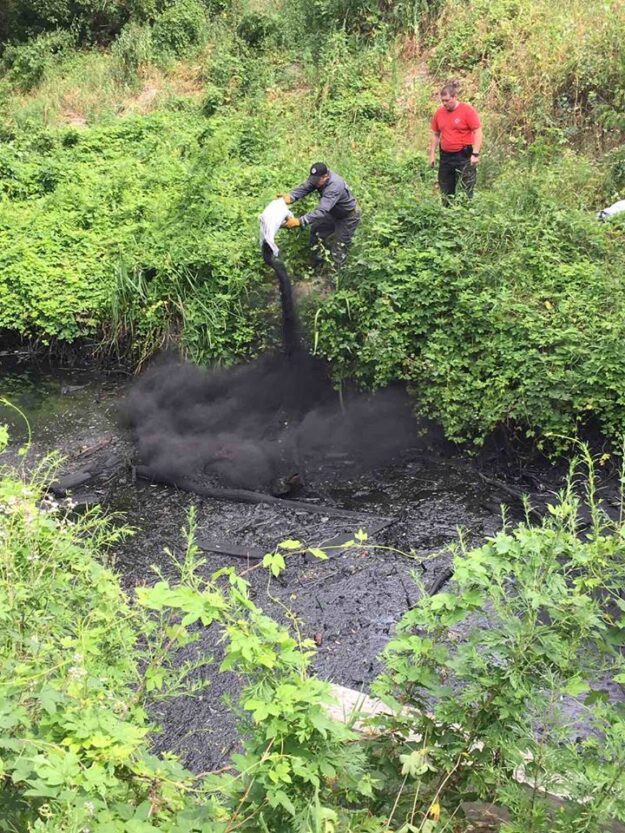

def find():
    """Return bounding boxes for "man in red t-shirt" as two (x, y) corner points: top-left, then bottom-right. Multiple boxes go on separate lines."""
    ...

(429, 83), (482, 202)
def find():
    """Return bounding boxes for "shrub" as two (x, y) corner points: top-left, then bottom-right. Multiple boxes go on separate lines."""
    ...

(3, 0), (128, 43)
(236, 10), (283, 49)
(200, 33), (251, 103)
(284, 0), (443, 39)
(603, 146), (625, 199)
(315, 156), (625, 451)
(0, 450), (216, 829)
(2, 430), (625, 832)
(372, 453), (625, 831)
(111, 21), (153, 83)
(200, 81), (224, 116)
(1, 29), (75, 90)
(0, 440), (366, 831)
(152, 0), (208, 58)
(1, 11), (624, 452)
(1, 0), (229, 44)
(429, 0), (625, 142)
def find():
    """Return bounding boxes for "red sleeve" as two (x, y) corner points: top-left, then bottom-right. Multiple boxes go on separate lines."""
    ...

(431, 112), (440, 132)
(464, 104), (481, 130)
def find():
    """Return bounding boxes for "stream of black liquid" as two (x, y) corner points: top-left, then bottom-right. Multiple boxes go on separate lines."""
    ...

(124, 246), (417, 494)
(262, 243), (298, 355)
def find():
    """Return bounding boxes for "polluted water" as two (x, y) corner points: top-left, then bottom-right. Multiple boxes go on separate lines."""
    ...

(123, 246), (421, 495)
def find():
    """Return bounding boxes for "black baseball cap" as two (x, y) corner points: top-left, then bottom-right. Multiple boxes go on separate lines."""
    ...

(309, 162), (328, 178)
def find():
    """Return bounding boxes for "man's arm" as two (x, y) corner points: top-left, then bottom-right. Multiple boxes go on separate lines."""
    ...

(289, 178), (316, 202)
(299, 182), (341, 227)
(429, 131), (440, 167)
(470, 126), (483, 165)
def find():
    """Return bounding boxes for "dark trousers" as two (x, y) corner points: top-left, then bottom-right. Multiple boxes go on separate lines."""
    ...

(438, 146), (476, 203)
(309, 209), (361, 268)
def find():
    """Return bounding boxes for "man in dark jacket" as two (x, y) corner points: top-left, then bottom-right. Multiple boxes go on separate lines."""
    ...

(280, 162), (361, 268)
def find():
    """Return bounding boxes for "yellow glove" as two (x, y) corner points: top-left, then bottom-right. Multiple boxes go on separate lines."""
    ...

(282, 216), (300, 229)
(277, 193), (294, 205)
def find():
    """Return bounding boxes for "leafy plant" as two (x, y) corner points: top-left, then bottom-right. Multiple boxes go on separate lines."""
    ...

(1, 0), (625, 454)
(111, 21), (153, 83)
(152, 0), (209, 59)
(428, 0), (625, 143)
(367, 455), (625, 831)
(0, 445), (374, 831)
(1, 29), (75, 90)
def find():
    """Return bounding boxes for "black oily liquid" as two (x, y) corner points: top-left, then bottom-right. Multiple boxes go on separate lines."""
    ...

(263, 243), (298, 356)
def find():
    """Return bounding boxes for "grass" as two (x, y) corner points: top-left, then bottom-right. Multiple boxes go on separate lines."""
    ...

(0, 46), (209, 130)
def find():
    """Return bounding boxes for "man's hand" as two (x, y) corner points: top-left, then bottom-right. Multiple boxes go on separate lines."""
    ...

(470, 152), (481, 166)
(282, 216), (300, 229)
(277, 193), (293, 204)
(429, 154), (436, 168)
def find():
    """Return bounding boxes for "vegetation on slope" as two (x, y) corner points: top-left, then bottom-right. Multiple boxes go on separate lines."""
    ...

(1, 0), (625, 448)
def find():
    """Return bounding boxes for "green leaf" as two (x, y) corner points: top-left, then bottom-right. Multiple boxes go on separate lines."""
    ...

(262, 551), (286, 577)
(38, 685), (63, 716)
(564, 677), (590, 696)
(270, 788), (296, 816)
(278, 539), (303, 550)
(400, 749), (431, 777)
(125, 822), (159, 833)
(308, 547), (328, 560)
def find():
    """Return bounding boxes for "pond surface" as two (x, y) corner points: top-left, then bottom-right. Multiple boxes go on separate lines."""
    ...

(0, 350), (572, 770)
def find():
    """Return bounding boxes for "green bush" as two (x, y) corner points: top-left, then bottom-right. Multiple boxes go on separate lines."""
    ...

(315, 156), (625, 451)
(1, 29), (75, 90)
(152, 0), (208, 58)
(111, 21), (153, 83)
(0, 444), (367, 831)
(236, 11), (283, 49)
(429, 0), (625, 142)
(285, 0), (442, 39)
(372, 452), (625, 831)
(1, 7), (625, 451)
(200, 81), (224, 115)
(3, 0), (128, 43)
(200, 29), (250, 101)
(0, 452), (214, 829)
(429, 0), (522, 73)
(604, 146), (625, 199)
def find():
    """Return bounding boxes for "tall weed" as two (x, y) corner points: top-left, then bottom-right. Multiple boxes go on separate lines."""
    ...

(429, 0), (625, 145)
(111, 21), (154, 84)
(372, 452), (625, 831)
(152, 0), (209, 59)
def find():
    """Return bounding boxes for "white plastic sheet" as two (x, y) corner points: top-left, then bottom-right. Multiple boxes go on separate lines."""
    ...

(259, 198), (293, 257)
(597, 199), (625, 221)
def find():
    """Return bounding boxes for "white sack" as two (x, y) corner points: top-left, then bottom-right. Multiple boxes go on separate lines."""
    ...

(597, 199), (625, 221)
(259, 198), (293, 257)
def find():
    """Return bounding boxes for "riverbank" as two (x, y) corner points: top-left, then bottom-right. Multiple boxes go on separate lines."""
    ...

(2, 1), (625, 453)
